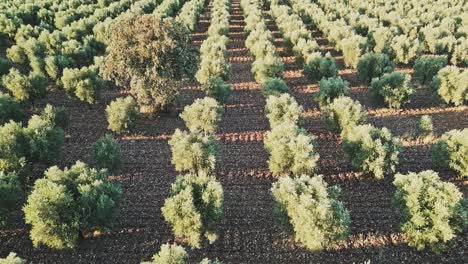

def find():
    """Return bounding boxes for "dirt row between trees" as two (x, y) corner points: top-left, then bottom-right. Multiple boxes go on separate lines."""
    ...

(0, 0), (466, 263)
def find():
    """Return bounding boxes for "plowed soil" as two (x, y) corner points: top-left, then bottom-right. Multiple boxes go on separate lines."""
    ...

(1, 1), (467, 263)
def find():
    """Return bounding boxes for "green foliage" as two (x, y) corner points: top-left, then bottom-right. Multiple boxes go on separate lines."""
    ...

(168, 129), (219, 174)
(431, 66), (467, 106)
(0, 58), (12, 76)
(0, 92), (25, 125)
(24, 114), (64, 165)
(370, 72), (414, 109)
(413, 56), (448, 85)
(41, 104), (70, 129)
(0, 252), (25, 264)
(322, 96), (367, 136)
(0, 121), (28, 174)
(200, 78), (231, 104)
(0, 171), (22, 226)
(265, 93), (303, 128)
(45, 55), (75, 80)
(271, 175), (350, 251)
(196, 35), (230, 84)
(340, 35), (366, 69)
(357, 53), (395, 84)
(61, 66), (105, 104)
(101, 15), (197, 112)
(261, 78), (289, 97)
(315, 77), (350, 107)
(1, 69), (47, 104)
(92, 134), (122, 173)
(199, 258), (223, 264)
(264, 123), (319, 176)
(417, 115), (433, 138)
(303, 53), (338, 83)
(343, 124), (401, 179)
(180, 97), (224, 134)
(431, 128), (467, 177)
(162, 173), (224, 249)
(142, 243), (188, 264)
(393, 170), (466, 252)
(391, 35), (420, 64)
(251, 52), (284, 83)
(106, 96), (140, 134)
(23, 161), (122, 249)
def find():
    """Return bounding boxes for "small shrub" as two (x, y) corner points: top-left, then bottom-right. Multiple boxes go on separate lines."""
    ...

(101, 15), (197, 112)
(431, 66), (467, 106)
(168, 130), (218, 174)
(0, 252), (25, 264)
(0, 172), (22, 226)
(61, 66), (105, 104)
(391, 35), (419, 64)
(180, 97), (224, 134)
(264, 123), (319, 176)
(357, 53), (394, 84)
(265, 94), (303, 128)
(106, 96), (140, 134)
(24, 114), (64, 165)
(303, 53), (338, 83)
(41, 104), (69, 129)
(370, 72), (414, 109)
(262, 78), (289, 97)
(251, 52), (284, 83)
(162, 173), (224, 248)
(92, 134), (122, 173)
(417, 115), (433, 138)
(343, 124), (401, 179)
(0, 93), (25, 125)
(271, 174), (350, 251)
(315, 77), (350, 107)
(340, 35), (365, 69)
(393, 170), (466, 252)
(23, 161), (122, 249)
(142, 243), (188, 264)
(200, 78), (231, 104)
(0, 121), (29, 174)
(45, 55), (75, 80)
(413, 56), (448, 85)
(431, 128), (467, 177)
(322, 96), (367, 136)
(1, 69), (47, 104)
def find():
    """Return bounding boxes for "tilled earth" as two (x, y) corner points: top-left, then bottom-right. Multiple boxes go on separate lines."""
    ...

(1, 1), (467, 263)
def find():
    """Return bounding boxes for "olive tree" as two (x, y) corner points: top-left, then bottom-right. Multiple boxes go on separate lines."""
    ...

(101, 15), (197, 113)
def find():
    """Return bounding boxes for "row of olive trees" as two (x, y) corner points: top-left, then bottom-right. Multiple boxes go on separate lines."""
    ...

(195, 0), (232, 103)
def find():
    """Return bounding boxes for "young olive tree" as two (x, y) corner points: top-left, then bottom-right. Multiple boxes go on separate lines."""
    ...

(322, 96), (367, 136)
(393, 170), (466, 252)
(200, 78), (232, 105)
(0, 171), (22, 226)
(101, 15), (197, 113)
(315, 77), (350, 107)
(261, 78), (289, 97)
(162, 173), (224, 249)
(0, 92), (25, 125)
(106, 96), (140, 134)
(431, 128), (467, 177)
(265, 93), (303, 128)
(431, 66), (467, 106)
(370, 72), (414, 109)
(303, 53), (338, 83)
(1, 68), (47, 104)
(357, 52), (394, 84)
(141, 243), (188, 264)
(91, 134), (122, 173)
(272, 175), (350, 251)
(413, 56), (447, 85)
(180, 97), (224, 135)
(23, 161), (122, 249)
(168, 129), (219, 174)
(264, 123), (319, 176)
(343, 124), (401, 179)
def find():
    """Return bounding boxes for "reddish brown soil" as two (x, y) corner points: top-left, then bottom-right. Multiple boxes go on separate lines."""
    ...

(1, 1), (467, 263)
